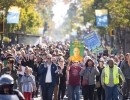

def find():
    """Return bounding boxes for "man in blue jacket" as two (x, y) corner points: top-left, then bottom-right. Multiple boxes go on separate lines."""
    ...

(38, 54), (58, 100)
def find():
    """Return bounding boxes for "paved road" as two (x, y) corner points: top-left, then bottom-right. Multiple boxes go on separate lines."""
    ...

(33, 87), (129, 100)
(34, 96), (84, 100)
(34, 93), (84, 100)
(34, 91), (128, 100)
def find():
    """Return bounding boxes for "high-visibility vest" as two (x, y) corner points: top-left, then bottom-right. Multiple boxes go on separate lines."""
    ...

(104, 66), (119, 84)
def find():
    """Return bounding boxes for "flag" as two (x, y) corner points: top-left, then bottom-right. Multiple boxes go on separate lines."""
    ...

(95, 9), (108, 27)
(7, 6), (21, 24)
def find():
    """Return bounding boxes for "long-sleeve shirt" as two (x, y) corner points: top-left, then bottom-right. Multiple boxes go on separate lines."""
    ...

(120, 60), (130, 79)
(21, 74), (35, 92)
(80, 67), (100, 85)
(101, 66), (125, 87)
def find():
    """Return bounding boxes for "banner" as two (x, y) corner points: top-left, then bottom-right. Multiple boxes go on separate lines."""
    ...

(92, 46), (104, 54)
(83, 31), (103, 54)
(95, 9), (108, 27)
(7, 6), (21, 24)
(70, 40), (84, 62)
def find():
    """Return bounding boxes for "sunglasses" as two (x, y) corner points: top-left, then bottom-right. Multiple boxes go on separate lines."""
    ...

(74, 62), (78, 63)
(7, 62), (11, 64)
(47, 58), (51, 59)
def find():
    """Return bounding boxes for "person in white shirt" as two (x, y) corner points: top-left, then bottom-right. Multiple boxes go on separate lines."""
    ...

(38, 54), (58, 100)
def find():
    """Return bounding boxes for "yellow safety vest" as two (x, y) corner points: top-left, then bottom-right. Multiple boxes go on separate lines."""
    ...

(104, 65), (119, 84)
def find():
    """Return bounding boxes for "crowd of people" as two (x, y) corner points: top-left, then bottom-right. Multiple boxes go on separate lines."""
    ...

(0, 41), (130, 100)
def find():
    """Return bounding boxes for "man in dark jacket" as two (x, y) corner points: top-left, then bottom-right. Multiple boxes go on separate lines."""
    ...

(38, 54), (58, 100)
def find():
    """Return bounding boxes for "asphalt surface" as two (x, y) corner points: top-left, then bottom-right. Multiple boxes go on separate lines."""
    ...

(34, 89), (84, 100)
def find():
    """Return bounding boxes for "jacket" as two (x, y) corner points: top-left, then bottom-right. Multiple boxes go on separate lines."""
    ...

(80, 66), (99, 85)
(38, 63), (57, 86)
(1, 66), (18, 88)
(120, 60), (130, 79)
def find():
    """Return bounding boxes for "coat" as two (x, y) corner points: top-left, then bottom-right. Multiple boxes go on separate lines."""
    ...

(38, 63), (57, 86)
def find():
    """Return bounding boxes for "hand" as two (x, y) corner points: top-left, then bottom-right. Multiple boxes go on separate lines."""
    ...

(81, 66), (85, 70)
(94, 65), (97, 69)
(59, 70), (63, 74)
(67, 66), (70, 71)
(34, 86), (37, 92)
(102, 85), (105, 89)
(55, 69), (59, 73)
(66, 81), (69, 85)
(44, 64), (48, 68)
(18, 60), (21, 65)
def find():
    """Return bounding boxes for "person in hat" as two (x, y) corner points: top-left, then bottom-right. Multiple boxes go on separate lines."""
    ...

(101, 58), (125, 100)
(1, 57), (18, 89)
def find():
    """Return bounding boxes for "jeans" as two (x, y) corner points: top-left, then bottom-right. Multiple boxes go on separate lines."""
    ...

(105, 85), (119, 100)
(41, 83), (55, 100)
(97, 86), (105, 100)
(58, 84), (66, 100)
(82, 85), (95, 100)
(35, 81), (39, 97)
(67, 85), (72, 100)
(69, 85), (80, 100)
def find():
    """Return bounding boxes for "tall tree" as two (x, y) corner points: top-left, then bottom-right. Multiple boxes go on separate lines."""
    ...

(0, 0), (54, 34)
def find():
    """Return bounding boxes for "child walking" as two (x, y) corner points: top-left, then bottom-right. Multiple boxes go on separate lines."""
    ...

(29, 68), (36, 100)
(21, 66), (36, 100)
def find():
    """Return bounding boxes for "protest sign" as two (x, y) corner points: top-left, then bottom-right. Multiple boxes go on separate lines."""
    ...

(83, 31), (103, 54)
(70, 40), (84, 62)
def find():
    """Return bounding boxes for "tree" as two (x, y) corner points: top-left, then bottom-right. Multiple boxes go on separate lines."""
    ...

(0, 0), (54, 34)
(93, 0), (130, 53)
(106, 0), (130, 53)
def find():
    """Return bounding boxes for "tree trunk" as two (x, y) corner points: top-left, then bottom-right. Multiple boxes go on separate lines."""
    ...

(115, 27), (130, 54)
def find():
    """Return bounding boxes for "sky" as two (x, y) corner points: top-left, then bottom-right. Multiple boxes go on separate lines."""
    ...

(52, 0), (70, 28)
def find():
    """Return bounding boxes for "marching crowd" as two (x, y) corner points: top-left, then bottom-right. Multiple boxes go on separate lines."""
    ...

(0, 41), (130, 100)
